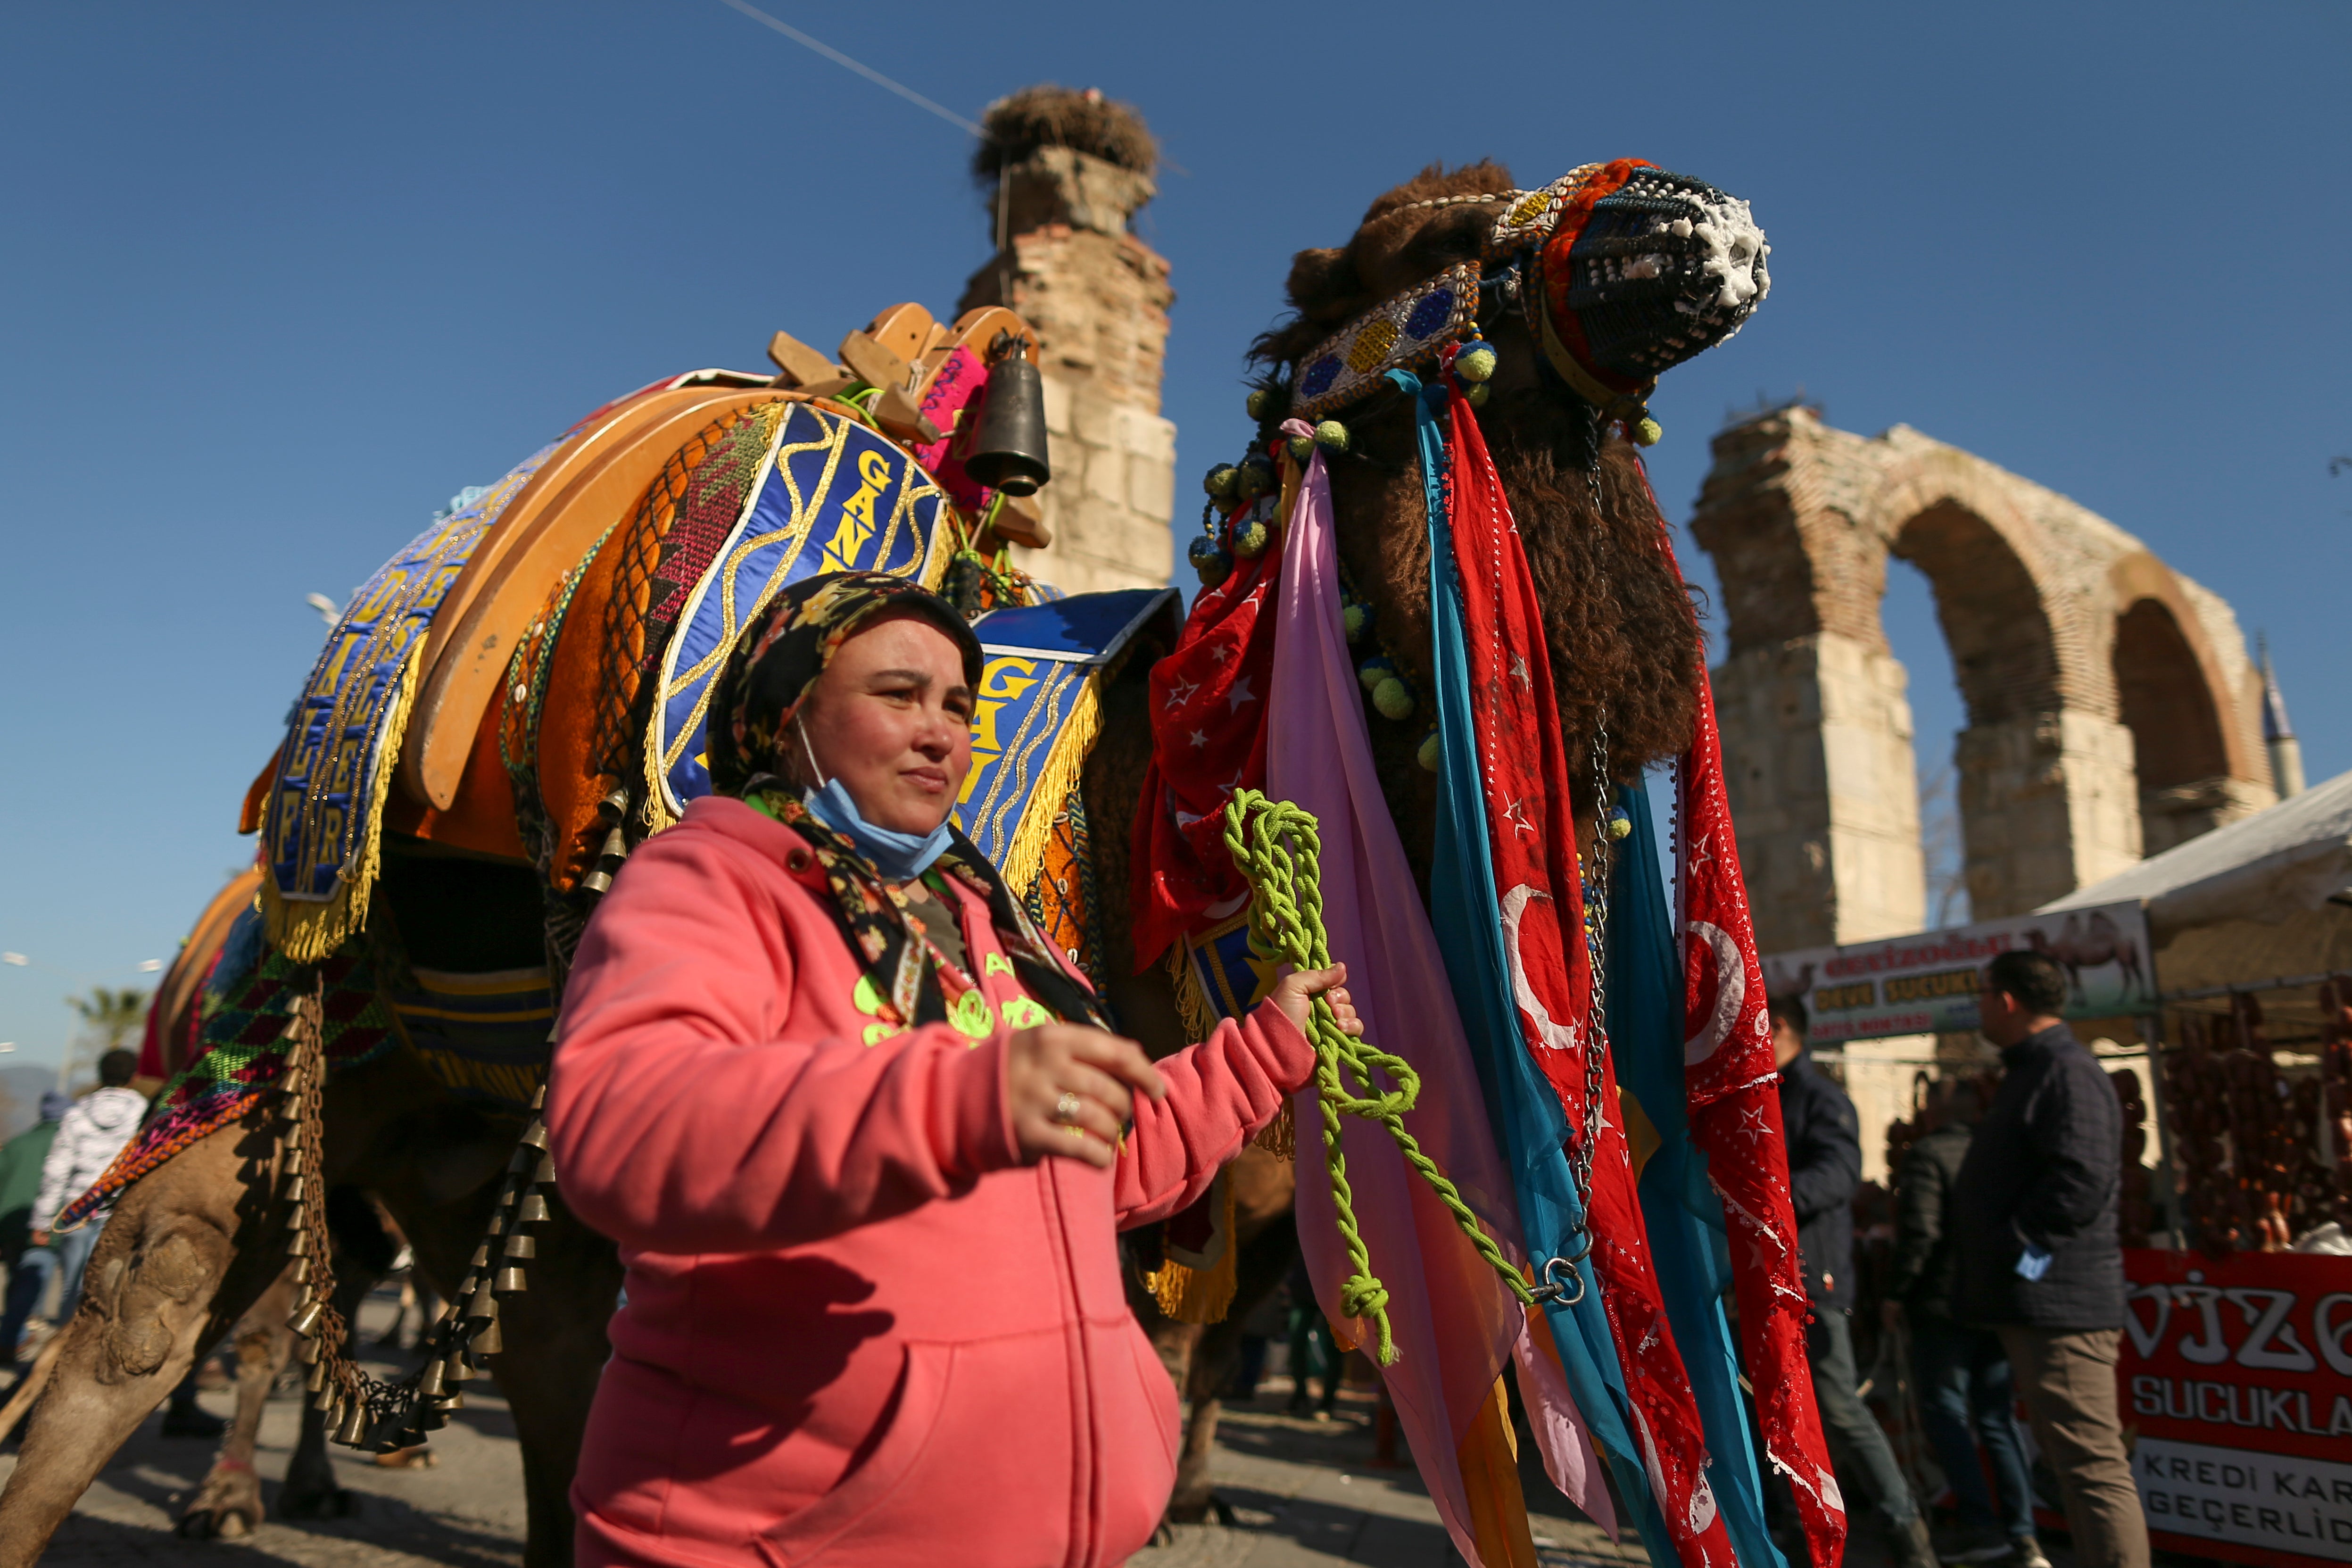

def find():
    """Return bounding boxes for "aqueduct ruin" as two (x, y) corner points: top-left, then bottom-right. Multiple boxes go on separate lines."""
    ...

(1694, 407), (2282, 955)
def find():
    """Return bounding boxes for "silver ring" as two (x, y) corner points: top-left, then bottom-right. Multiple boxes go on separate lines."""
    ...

(1054, 1091), (1083, 1125)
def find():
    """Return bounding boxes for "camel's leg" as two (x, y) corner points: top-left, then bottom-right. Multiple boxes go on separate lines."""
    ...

(0, 1109), (283, 1568)
(176, 1269), (295, 1539)
(1165, 1208), (1301, 1526)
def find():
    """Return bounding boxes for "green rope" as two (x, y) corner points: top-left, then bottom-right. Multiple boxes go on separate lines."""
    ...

(1222, 789), (1537, 1364)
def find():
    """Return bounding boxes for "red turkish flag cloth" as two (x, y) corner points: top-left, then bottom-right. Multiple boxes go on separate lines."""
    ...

(1645, 469), (1847, 1568)
(1442, 393), (1734, 1568)
(1129, 492), (1282, 969)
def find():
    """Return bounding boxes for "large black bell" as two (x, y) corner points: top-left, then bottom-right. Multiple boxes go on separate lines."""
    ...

(964, 354), (1052, 497)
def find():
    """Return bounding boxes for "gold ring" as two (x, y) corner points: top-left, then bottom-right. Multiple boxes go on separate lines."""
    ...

(1054, 1091), (1083, 1125)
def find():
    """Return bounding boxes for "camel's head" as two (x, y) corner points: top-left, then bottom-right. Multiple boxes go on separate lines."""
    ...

(1252, 159), (1768, 451)
(1203, 161), (1768, 804)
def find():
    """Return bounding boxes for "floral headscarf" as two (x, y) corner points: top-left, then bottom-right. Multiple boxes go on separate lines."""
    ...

(705, 571), (984, 799)
(706, 572), (1105, 1035)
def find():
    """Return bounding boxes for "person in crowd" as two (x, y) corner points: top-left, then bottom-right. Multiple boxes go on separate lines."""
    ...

(32, 1051), (148, 1319)
(1954, 951), (2149, 1568)
(1887, 1078), (2046, 1568)
(31, 1049), (224, 1436)
(546, 573), (1354, 1568)
(0, 1092), (71, 1365)
(1772, 997), (1938, 1568)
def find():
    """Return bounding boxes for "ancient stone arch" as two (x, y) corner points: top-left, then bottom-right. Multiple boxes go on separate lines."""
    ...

(1693, 407), (2277, 952)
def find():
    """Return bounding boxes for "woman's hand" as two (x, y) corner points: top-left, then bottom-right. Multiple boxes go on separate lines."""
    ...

(1005, 1024), (1167, 1169)
(1267, 963), (1361, 1041)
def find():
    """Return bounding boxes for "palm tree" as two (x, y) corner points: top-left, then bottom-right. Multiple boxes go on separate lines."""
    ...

(61, 986), (149, 1091)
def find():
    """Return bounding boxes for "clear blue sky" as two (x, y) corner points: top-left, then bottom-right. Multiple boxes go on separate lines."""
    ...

(4, 2), (2345, 1067)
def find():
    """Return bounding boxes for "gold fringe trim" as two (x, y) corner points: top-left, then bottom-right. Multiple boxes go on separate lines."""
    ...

(1168, 939), (1217, 1045)
(1252, 1098), (1295, 1161)
(1144, 1176), (1238, 1324)
(997, 672), (1100, 899)
(264, 649), (421, 963)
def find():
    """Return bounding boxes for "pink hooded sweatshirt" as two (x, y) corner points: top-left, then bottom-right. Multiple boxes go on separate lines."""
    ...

(548, 796), (1313, 1568)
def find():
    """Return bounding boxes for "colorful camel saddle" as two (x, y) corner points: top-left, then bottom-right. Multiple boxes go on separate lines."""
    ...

(262, 397), (953, 967)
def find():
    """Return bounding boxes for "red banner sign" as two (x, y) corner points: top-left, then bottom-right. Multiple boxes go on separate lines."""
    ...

(2120, 1248), (2352, 1567)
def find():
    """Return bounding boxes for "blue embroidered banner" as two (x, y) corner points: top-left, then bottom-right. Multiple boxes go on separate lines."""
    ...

(956, 588), (1176, 891)
(651, 403), (949, 816)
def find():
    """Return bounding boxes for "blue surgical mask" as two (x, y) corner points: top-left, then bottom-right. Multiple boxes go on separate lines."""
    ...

(802, 779), (954, 880)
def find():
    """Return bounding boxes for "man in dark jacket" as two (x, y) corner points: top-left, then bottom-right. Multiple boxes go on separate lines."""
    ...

(1952, 951), (2147, 1568)
(1887, 1079), (2042, 1568)
(1773, 998), (1937, 1568)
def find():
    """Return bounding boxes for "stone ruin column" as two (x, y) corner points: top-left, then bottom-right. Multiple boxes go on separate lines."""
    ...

(1695, 414), (1929, 954)
(960, 87), (1176, 596)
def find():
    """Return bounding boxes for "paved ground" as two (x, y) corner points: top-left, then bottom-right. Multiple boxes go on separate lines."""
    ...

(4, 1290), (526, 1567)
(3, 1294), (2195, 1568)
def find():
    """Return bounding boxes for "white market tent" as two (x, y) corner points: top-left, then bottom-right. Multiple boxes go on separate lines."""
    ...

(2042, 765), (2352, 1003)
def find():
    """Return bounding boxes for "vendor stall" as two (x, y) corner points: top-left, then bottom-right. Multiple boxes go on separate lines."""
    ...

(1763, 768), (2352, 1568)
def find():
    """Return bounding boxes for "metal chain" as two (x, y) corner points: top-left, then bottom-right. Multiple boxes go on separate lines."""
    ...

(1527, 723), (1615, 1309)
(276, 966), (555, 1452)
(1574, 724), (1614, 1218)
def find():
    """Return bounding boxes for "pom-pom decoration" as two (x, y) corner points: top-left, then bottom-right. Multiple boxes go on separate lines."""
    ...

(1357, 655), (1395, 693)
(1415, 730), (1441, 772)
(1188, 533), (1232, 587)
(1607, 806), (1633, 840)
(1342, 601), (1369, 644)
(1286, 432), (1316, 464)
(1246, 387), (1274, 421)
(1454, 342), (1497, 384)
(1232, 514), (1272, 559)
(1464, 383), (1491, 408)
(1632, 415), (1663, 447)
(1236, 460), (1275, 499)
(1312, 420), (1350, 453)
(1372, 677), (1415, 722)
(1203, 464), (1240, 499)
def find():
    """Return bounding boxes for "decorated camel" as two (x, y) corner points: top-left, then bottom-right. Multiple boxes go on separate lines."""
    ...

(1101, 159), (1838, 1568)
(0, 152), (1830, 1568)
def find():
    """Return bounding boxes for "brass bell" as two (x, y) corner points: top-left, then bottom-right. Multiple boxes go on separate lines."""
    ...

(494, 1267), (529, 1294)
(503, 1233), (536, 1260)
(471, 1319), (504, 1356)
(416, 1360), (446, 1400)
(963, 348), (1051, 497)
(517, 1192), (551, 1224)
(532, 1153), (556, 1184)
(335, 1401), (371, 1447)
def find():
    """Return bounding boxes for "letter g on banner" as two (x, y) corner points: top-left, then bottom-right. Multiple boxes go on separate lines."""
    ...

(1686, 920), (1744, 1065)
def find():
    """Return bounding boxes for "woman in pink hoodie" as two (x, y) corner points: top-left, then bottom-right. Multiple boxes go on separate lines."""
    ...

(549, 573), (1347, 1568)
